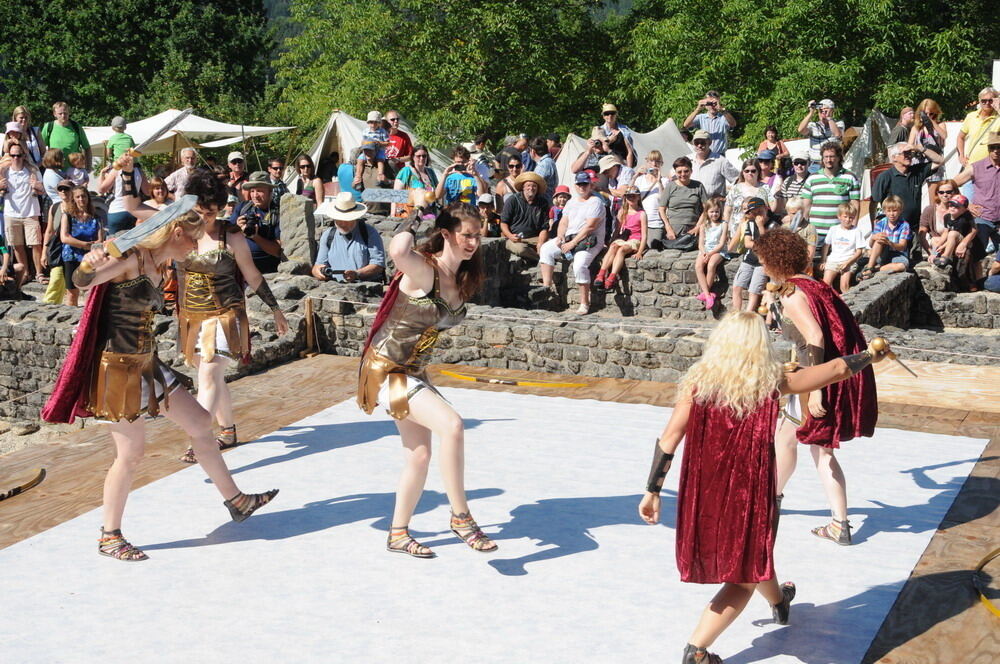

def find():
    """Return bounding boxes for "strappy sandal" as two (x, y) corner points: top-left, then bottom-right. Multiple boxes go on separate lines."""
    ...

(387, 526), (435, 559)
(858, 267), (876, 281)
(224, 489), (279, 522)
(98, 528), (148, 561)
(811, 518), (851, 545)
(771, 581), (796, 625)
(450, 511), (498, 553)
(682, 644), (723, 663)
(179, 426), (241, 463)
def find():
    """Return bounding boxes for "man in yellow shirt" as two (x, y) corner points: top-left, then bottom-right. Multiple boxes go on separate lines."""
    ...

(957, 87), (999, 166)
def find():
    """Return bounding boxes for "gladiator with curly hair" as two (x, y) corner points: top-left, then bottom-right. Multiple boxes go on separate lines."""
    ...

(755, 227), (810, 278)
(184, 168), (229, 209)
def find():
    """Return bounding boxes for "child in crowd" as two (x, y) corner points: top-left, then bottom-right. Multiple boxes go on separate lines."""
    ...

(821, 202), (866, 292)
(60, 186), (103, 307)
(694, 197), (728, 309)
(731, 196), (771, 312)
(355, 110), (389, 187)
(548, 185), (571, 236)
(782, 196), (818, 267)
(65, 152), (90, 186)
(595, 188), (647, 291)
(859, 195), (911, 280)
(0, 226), (26, 299)
(477, 193), (501, 237)
(930, 194), (981, 270)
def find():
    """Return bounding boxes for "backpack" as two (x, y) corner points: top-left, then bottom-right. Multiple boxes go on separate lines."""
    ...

(41, 120), (87, 150)
(324, 221), (385, 282)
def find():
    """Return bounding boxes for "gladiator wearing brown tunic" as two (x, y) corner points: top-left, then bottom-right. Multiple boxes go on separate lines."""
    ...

(87, 252), (186, 422)
(176, 226), (250, 364)
(357, 261), (467, 420)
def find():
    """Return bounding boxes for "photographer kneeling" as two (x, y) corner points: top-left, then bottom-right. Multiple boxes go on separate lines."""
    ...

(312, 192), (386, 283)
(231, 171), (283, 273)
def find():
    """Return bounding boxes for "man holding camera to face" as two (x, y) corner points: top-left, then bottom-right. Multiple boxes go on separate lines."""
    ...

(231, 171), (283, 274)
(683, 91), (736, 158)
(799, 99), (845, 169)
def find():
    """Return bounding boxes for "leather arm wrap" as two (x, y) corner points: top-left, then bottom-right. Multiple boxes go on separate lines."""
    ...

(646, 439), (674, 494)
(842, 350), (874, 376)
(254, 280), (280, 310)
(803, 344), (825, 367)
(395, 213), (420, 236)
(72, 266), (96, 288)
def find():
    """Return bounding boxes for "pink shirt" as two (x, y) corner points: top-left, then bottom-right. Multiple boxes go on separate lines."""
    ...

(620, 210), (643, 238)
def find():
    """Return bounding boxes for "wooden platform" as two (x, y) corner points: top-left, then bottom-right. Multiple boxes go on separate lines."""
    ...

(0, 354), (997, 662)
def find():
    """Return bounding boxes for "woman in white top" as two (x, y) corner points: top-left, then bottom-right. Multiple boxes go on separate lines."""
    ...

(10, 106), (46, 166)
(724, 159), (774, 240)
(539, 173), (607, 314)
(633, 150), (669, 249)
(99, 154), (149, 235)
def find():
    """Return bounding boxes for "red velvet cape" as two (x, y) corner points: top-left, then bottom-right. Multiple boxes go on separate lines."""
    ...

(789, 277), (878, 448)
(40, 283), (108, 424)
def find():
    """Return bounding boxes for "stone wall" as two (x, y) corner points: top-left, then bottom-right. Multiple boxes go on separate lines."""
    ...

(910, 261), (1000, 329)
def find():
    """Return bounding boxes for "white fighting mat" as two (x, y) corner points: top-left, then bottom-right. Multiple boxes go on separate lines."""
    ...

(0, 388), (986, 663)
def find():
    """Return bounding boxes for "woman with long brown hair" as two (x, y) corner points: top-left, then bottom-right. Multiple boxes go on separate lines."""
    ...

(357, 203), (495, 558)
(907, 98), (948, 201)
(59, 186), (103, 307)
(294, 153), (324, 207)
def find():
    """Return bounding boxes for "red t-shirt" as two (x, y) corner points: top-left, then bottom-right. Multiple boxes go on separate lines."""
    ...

(386, 130), (413, 160)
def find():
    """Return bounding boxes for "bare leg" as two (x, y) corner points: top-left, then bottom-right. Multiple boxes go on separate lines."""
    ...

(540, 262), (554, 287)
(688, 582), (757, 648)
(599, 245), (618, 273)
(774, 419), (798, 495)
(839, 270), (852, 293)
(747, 291), (762, 313)
(31, 244), (43, 278)
(822, 269), (838, 287)
(732, 286), (744, 312)
(810, 445), (847, 521)
(65, 288), (79, 307)
(695, 254), (709, 294)
(196, 354), (235, 429)
(705, 254), (723, 291)
(103, 418), (147, 531)
(390, 417), (433, 527)
(162, 387), (239, 499)
(12, 245), (29, 287)
(610, 245), (634, 276)
(404, 388), (470, 515)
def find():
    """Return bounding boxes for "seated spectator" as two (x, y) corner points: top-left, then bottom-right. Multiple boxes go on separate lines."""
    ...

(821, 203), (866, 292)
(757, 149), (783, 193)
(919, 179), (958, 259)
(164, 147), (199, 198)
(0, 144), (45, 286)
(0, 226), (26, 300)
(930, 195), (984, 278)
(548, 184), (571, 236)
(227, 151), (249, 200)
(908, 99), (947, 201)
(597, 155), (636, 202)
(495, 155), (523, 202)
(393, 145), (439, 217)
(871, 142), (941, 237)
(688, 130), (738, 198)
(477, 194), (501, 237)
(65, 151), (89, 186)
(231, 171), (282, 273)
(723, 159), (774, 247)
(384, 110), (413, 173)
(312, 192), (385, 283)
(143, 176), (174, 210)
(757, 125), (789, 162)
(436, 145), (487, 206)
(294, 153), (324, 207)
(775, 151), (810, 215)
(594, 188), (646, 291)
(953, 131), (1000, 260)
(99, 153), (148, 234)
(659, 156), (708, 242)
(781, 196), (818, 265)
(633, 151), (669, 249)
(354, 143), (391, 214)
(105, 116), (135, 162)
(984, 250), (1000, 292)
(683, 91), (736, 158)
(530, 137), (558, 202)
(500, 172), (550, 262)
(267, 157), (290, 202)
(540, 172), (606, 314)
(10, 107), (45, 166)
(860, 195), (912, 280)
(731, 197), (771, 312)
(694, 197), (728, 309)
(496, 136), (522, 176)
(888, 107), (914, 145)
(798, 99), (844, 169)
(60, 186), (103, 306)
(354, 110), (390, 187)
(596, 103), (636, 167)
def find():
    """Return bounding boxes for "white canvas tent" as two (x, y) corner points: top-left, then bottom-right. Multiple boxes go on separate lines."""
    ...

(84, 109), (293, 159)
(290, 110), (450, 185)
(555, 118), (690, 186)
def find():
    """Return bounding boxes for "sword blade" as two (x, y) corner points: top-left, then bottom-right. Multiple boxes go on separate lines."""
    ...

(130, 108), (193, 156)
(104, 195), (198, 257)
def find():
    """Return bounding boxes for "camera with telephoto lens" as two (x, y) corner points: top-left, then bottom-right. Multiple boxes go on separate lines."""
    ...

(242, 211), (261, 237)
(809, 101), (819, 109)
(322, 265), (337, 280)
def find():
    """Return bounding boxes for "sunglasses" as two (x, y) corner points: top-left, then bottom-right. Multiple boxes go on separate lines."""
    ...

(268, 165), (282, 170)
(230, 159), (244, 164)
(937, 188), (955, 195)
(387, 117), (400, 122)
(576, 181), (591, 186)
(414, 153), (428, 158)
(693, 140), (708, 147)
(793, 159), (808, 166)
(508, 163), (522, 169)
(980, 99), (994, 104)
(902, 151), (916, 158)
(298, 164), (311, 169)
(9, 153), (23, 158)
(603, 111), (617, 116)
(743, 168), (759, 173)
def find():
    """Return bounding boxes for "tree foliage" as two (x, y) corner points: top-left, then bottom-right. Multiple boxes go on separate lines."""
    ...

(613, 0), (1000, 148)
(0, 0), (272, 126)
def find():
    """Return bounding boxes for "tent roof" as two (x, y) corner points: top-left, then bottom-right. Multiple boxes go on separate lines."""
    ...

(555, 118), (690, 186)
(84, 109), (293, 158)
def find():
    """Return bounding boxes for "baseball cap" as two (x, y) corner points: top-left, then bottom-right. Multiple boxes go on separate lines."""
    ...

(692, 130), (710, 141)
(819, 99), (836, 109)
(946, 194), (969, 207)
(227, 151), (244, 162)
(367, 110), (382, 122)
(574, 172), (592, 184)
(5, 121), (21, 135)
(56, 179), (74, 191)
(757, 149), (777, 161)
(477, 193), (494, 206)
(601, 103), (618, 114)
(111, 116), (127, 130)
(744, 197), (767, 211)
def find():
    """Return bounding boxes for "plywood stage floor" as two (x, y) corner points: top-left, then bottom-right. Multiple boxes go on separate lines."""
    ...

(0, 356), (997, 664)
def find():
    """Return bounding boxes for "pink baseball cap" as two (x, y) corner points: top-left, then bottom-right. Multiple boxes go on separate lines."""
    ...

(946, 194), (969, 207)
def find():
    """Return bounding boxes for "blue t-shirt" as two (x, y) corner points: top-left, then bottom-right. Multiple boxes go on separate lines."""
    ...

(337, 163), (361, 202)
(692, 113), (731, 158)
(443, 172), (478, 205)
(62, 215), (101, 262)
(873, 217), (912, 254)
(315, 223), (385, 281)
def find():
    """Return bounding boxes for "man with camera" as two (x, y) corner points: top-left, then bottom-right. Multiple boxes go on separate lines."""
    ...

(231, 171), (283, 274)
(570, 127), (613, 176)
(312, 192), (385, 284)
(436, 145), (488, 205)
(683, 91), (736, 158)
(798, 99), (845, 169)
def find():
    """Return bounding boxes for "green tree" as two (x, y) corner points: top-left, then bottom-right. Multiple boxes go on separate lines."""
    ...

(273, 0), (612, 150)
(614, 0), (1000, 149)
(0, 0), (272, 127)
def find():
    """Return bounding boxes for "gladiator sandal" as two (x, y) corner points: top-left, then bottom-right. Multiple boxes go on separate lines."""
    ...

(216, 425), (239, 450)
(224, 489), (279, 523)
(681, 644), (723, 664)
(178, 446), (197, 464)
(811, 518), (851, 545)
(386, 526), (435, 559)
(98, 528), (148, 562)
(450, 511), (498, 553)
(771, 582), (796, 625)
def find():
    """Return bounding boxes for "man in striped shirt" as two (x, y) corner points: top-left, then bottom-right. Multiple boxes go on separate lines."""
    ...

(801, 142), (860, 245)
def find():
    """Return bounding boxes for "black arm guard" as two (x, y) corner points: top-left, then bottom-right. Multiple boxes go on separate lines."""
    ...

(646, 439), (675, 494)
(842, 350), (874, 376)
(254, 280), (280, 310)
